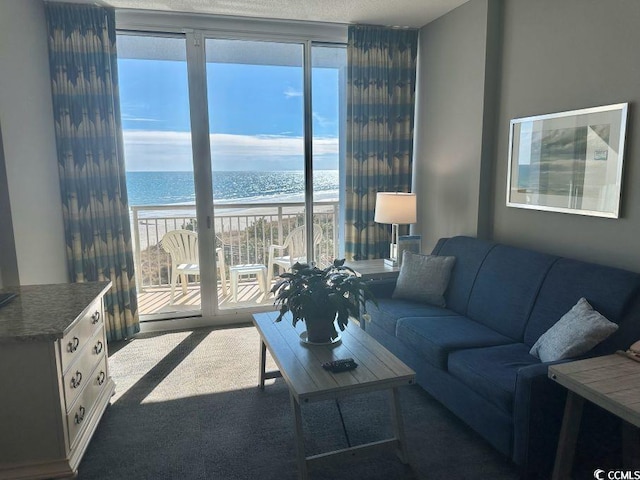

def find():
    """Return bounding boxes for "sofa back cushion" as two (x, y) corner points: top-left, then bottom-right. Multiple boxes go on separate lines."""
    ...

(466, 245), (557, 340)
(430, 236), (495, 315)
(524, 258), (640, 347)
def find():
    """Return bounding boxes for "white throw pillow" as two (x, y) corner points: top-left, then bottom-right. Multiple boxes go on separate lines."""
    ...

(392, 251), (455, 308)
(529, 297), (618, 362)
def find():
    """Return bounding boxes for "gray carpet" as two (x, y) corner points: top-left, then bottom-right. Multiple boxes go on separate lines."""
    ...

(78, 325), (521, 480)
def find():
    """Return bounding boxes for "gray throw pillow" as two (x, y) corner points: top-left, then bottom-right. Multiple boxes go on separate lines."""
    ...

(529, 297), (618, 362)
(392, 251), (456, 307)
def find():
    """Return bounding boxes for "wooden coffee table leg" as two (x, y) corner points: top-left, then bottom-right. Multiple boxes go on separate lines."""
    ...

(390, 387), (409, 464)
(290, 393), (309, 480)
(259, 340), (267, 390)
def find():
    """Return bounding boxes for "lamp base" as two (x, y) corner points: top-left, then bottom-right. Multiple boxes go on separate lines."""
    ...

(384, 258), (398, 267)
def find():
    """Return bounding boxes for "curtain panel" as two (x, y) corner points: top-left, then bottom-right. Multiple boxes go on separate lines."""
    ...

(345, 25), (418, 260)
(46, 3), (139, 341)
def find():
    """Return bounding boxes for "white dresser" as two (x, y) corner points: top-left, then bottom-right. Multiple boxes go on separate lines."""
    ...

(0, 282), (115, 480)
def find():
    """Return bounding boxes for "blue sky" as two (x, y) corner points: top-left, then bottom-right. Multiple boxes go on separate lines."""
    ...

(118, 59), (341, 171)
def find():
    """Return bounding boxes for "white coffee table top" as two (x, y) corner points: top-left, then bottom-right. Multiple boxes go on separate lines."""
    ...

(253, 311), (415, 403)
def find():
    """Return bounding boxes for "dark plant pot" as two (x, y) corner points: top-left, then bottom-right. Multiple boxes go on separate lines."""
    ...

(304, 312), (339, 344)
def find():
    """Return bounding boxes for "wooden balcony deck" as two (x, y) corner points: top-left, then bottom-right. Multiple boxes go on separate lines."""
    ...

(138, 279), (272, 316)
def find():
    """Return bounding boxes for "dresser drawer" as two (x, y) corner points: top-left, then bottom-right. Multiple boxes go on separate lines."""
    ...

(62, 328), (106, 411)
(66, 356), (109, 449)
(60, 298), (104, 374)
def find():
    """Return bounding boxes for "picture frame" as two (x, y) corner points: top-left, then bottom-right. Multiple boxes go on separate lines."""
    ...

(397, 235), (421, 267)
(506, 103), (629, 218)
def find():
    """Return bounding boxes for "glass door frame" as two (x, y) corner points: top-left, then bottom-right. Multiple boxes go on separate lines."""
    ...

(116, 12), (347, 328)
(192, 31), (344, 322)
(190, 32), (325, 321)
(117, 30), (205, 323)
(184, 31), (219, 321)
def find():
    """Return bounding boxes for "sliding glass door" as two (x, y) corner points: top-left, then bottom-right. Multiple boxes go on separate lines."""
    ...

(117, 29), (345, 322)
(311, 44), (347, 265)
(117, 34), (204, 320)
(204, 39), (308, 310)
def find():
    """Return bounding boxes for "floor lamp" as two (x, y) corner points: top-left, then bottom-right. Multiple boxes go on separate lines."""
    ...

(374, 192), (417, 267)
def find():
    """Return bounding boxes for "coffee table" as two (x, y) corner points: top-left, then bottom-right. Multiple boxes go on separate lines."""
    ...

(253, 311), (415, 480)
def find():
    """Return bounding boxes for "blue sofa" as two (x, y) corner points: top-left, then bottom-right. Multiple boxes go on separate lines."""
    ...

(363, 236), (640, 476)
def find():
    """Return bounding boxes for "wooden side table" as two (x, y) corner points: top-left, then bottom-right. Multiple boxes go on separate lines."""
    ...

(344, 259), (400, 281)
(229, 263), (267, 302)
(344, 260), (400, 331)
(548, 354), (640, 479)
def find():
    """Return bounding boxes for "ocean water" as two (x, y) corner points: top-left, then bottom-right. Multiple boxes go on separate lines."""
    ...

(126, 170), (339, 206)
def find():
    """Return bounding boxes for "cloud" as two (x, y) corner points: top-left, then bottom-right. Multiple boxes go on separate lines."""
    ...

(283, 86), (303, 98)
(122, 130), (338, 171)
(121, 115), (161, 123)
(313, 111), (334, 128)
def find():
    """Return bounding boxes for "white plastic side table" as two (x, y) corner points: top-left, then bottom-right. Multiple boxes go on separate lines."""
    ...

(229, 264), (268, 302)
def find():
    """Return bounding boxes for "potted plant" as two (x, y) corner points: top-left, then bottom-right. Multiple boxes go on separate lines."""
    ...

(271, 259), (377, 344)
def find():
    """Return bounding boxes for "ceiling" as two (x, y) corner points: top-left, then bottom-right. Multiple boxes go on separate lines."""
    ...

(84, 0), (470, 28)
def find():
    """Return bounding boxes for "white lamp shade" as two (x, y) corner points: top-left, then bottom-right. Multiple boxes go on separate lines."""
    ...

(374, 192), (417, 224)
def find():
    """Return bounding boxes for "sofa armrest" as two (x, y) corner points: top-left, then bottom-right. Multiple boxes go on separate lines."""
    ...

(366, 278), (397, 299)
(359, 279), (397, 331)
(512, 361), (569, 476)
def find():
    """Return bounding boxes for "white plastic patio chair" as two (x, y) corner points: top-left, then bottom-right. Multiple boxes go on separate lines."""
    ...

(160, 229), (228, 304)
(267, 225), (324, 285)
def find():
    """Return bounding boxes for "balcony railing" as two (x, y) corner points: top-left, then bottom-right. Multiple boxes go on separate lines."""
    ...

(130, 201), (340, 292)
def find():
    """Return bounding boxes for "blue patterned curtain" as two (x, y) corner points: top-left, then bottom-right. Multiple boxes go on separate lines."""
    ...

(345, 25), (418, 260)
(46, 3), (139, 341)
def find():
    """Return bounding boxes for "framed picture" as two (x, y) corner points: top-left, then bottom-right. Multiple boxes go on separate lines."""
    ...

(506, 103), (629, 218)
(397, 235), (421, 267)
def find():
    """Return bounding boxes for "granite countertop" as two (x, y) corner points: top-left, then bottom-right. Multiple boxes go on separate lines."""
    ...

(0, 282), (111, 343)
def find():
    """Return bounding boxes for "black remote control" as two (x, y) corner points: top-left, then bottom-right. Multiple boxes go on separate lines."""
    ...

(322, 358), (358, 372)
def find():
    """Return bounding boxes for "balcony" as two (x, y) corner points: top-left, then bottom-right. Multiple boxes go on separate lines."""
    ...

(131, 201), (340, 317)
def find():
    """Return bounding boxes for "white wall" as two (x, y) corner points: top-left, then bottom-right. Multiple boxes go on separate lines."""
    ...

(0, 0), (68, 285)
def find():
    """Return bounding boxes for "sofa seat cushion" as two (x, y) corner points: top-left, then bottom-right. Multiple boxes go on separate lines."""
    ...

(448, 343), (540, 414)
(367, 298), (457, 336)
(396, 316), (513, 369)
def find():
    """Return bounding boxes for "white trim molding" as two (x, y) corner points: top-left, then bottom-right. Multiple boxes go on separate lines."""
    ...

(115, 9), (348, 43)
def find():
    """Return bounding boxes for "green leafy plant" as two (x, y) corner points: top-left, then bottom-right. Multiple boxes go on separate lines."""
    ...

(271, 259), (377, 339)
